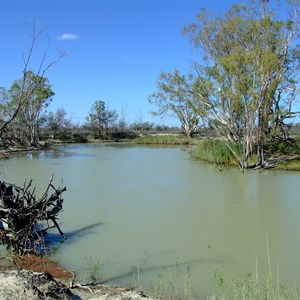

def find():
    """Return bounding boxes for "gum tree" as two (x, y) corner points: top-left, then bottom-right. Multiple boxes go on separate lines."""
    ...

(183, 0), (300, 169)
(149, 70), (200, 137)
(86, 100), (118, 138)
(8, 71), (54, 147)
(0, 20), (65, 148)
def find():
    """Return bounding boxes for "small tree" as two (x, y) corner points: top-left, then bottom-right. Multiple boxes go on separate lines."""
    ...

(41, 108), (73, 139)
(149, 70), (200, 137)
(86, 100), (118, 138)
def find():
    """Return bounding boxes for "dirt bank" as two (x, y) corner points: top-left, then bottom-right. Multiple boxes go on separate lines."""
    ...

(0, 254), (159, 300)
(0, 269), (159, 300)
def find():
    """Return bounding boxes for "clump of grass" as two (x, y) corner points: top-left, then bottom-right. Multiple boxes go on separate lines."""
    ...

(133, 135), (198, 145)
(276, 160), (300, 171)
(190, 139), (238, 167)
(83, 256), (103, 283)
(209, 253), (300, 300)
(151, 259), (193, 300)
(209, 270), (300, 300)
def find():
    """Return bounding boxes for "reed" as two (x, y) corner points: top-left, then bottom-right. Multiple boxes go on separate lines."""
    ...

(133, 135), (197, 145)
(83, 256), (103, 283)
(189, 139), (237, 167)
(276, 160), (300, 171)
(151, 259), (193, 300)
(209, 250), (300, 300)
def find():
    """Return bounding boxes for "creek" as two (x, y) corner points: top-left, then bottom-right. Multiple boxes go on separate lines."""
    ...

(1, 144), (300, 298)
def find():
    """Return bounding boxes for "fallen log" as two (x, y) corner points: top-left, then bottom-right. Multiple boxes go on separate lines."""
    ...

(0, 175), (66, 255)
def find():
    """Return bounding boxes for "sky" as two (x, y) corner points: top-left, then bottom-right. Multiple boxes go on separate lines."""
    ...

(1, 0), (242, 126)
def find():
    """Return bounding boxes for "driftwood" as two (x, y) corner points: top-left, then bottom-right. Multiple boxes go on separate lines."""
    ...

(0, 176), (66, 255)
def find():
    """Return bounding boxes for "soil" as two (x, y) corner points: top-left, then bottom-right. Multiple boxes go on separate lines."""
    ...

(0, 255), (159, 300)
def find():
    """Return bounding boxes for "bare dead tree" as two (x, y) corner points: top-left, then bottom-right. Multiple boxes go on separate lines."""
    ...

(0, 176), (66, 256)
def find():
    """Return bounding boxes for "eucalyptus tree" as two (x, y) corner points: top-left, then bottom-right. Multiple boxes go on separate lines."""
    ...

(41, 108), (73, 139)
(0, 20), (65, 148)
(183, 0), (300, 169)
(8, 71), (54, 147)
(149, 70), (200, 137)
(86, 100), (118, 138)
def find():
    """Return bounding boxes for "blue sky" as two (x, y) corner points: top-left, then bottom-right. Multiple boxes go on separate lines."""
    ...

(1, 0), (241, 126)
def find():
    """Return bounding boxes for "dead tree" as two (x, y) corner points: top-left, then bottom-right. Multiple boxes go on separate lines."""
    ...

(0, 176), (66, 256)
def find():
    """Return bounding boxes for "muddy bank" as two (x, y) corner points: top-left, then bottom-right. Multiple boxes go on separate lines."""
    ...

(0, 254), (159, 300)
(0, 269), (159, 300)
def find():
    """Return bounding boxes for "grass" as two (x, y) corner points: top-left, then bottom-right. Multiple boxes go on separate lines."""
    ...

(189, 139), (238, 167)
(83, 256), (103, 283)
(209, 267), (300, 300)
(74, 252), (300, 300)
(133, 135), (199, 145)
(209, 245), (300, 300)
(276, 160), (300, 171)
(150, 259), (193, 300)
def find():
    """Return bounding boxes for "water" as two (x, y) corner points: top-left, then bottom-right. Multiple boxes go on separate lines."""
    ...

(1, 144), (300, 298)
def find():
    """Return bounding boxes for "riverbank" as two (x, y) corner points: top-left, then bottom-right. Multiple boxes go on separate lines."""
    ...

(0, 269), (159, 300)
(0, 255), (159, 300)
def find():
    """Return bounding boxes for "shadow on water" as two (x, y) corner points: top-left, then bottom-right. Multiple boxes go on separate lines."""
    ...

(100, 252), (229, 285)
(43, 222), (103, 248)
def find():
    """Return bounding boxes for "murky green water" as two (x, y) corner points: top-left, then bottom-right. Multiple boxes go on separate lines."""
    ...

(1, 144), (300, 298)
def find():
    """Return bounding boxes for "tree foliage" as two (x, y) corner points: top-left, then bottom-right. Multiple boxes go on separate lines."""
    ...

(86, 100), (118, 138)
(0, 20), (65, 149)
(183, 0), (300, 169)
(41, 108), (74, 139)
(6, 71), (54, 147)
(149, 70), (200, 137)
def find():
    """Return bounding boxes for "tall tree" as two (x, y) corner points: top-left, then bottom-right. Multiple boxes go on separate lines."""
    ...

(8, 71), (54, 147)
(183, 0), (300, 169)
(0, 20), (65, 148)
(149, 70), (200, 137)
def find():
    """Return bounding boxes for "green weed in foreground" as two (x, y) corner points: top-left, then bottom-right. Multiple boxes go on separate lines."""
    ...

(151, 259), (193, 300)
(83, 256), (103, 283)
(209, 258), (300, 300)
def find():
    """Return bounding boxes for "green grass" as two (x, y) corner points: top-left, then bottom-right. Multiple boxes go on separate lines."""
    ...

(151, 259), (193, 300)
(133, 135), (199, 145)
(189, 139), (238, 167)
(294, 136), (300, 142)
(209, 268), (300, 300)
(276, 160), (300, 171)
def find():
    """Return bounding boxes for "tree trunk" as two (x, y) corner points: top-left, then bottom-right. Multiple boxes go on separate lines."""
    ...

(257, 107), (265, 167)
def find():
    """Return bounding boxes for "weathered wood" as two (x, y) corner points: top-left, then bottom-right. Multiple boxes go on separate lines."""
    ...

(0, 176), (66, 255)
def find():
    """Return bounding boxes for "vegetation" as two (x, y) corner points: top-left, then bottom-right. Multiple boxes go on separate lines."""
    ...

(190, 139), (238, 167)
(0, 21), (65, 150)
(134, 135), (198, 145)
(209, 265), (300, 300)
(0, 1), (299, 173)
(149, 70), (200, 138)
(148, 0), (300, 170)
(151, 260), (192, 300)
(85, 100), (118, 139)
